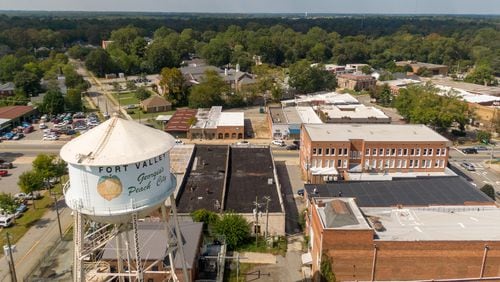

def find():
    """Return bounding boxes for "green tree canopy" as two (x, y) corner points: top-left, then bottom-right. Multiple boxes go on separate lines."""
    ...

(288, 60), (337, 93)
(465, 64), (498, 86)
(85, 49), (115, 77)
(14, 70), (42, 97)
(18, 170), (44, 208)
(41, 87), (65, 115)
(160, 67), (187, 106)
(0, 193), (17, 214)
(188, 70), (227, 108)
(191, 209), (220, 226)
(134, 87), (151, 101)
(65, 88), (83, 112)
(214, 213), (250, 249)
(477, 131), (492, 144)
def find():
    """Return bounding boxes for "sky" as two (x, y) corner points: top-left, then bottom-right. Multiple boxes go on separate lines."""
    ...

(0, 0), (499, 14)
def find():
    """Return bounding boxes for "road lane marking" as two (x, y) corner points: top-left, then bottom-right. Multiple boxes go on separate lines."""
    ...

(15, 239), (40, 265)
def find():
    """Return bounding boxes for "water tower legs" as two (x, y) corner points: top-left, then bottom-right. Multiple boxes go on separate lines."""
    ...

(170, 194), (190, 282)
(73, 212), (85, 282)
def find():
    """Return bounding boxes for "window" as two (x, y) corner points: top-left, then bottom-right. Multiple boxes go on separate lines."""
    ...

(379, 160), (383, 168)
(409, 159), (414, 168)
(390, 159), (395, 168)
(343, 160), (348, 168)
(325, 148), (330, 156)
(318, 148), (323, 156)
(331, 148), (336, 156)
(379, 148), (384, 156)
(373, 148), (377, 156)
(441, 148), (447, 156)
(312, 148), (317, 155)
(423, 148), (427, 156)
(402, 160), (407, 168)
(403, 148), (408, 156)
(325, 160), (329, 168)
(416, 148), (421, 156)
(397, 159), (402, 168)
(429, 148), (433, 156)
(391, 148), (396, 156)
(414, 159), (419, 168)
(329, 160), (334, 167)
(398, 148), (402, 156)
(421, 160), (426, 168)
(312, 159), (317, 168)
(337, 160), (342, 167)
(372, 159), (377, 168)
(410, 148), (415, 156)
(435, 160), (439, 167)
(343, 148), (348, 155)
(385, 159), (390, 168)
(436, 148), (441, 156)
(439, 159), (445, 168)
(427, 160), (432, 168)
(365, 160), (370, 168)
(386, 148), (390, 155)
(365, 148), (370, 156)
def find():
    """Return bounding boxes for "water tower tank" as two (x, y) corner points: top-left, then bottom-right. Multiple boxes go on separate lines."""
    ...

(60, 116), (177, 224)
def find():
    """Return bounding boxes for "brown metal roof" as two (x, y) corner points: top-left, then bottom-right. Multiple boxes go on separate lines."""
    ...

(165, 108), (197, 132)
(141, 95), (172, 108)
(0, 106), (35, 119)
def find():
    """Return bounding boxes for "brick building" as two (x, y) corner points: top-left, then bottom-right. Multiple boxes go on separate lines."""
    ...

(188, 106), (244, 140)
(300, 124), (451, 183)
(396, 61), (449, 76)
(306, 197), (500, 281)
(337, 74), (376, 91)
(140, 95), (172, 113)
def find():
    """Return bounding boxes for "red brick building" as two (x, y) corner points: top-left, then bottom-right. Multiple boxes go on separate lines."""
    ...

(337, 74), (376, 91)
(300, 124), (452, 183)
(306, 197), (500, 281)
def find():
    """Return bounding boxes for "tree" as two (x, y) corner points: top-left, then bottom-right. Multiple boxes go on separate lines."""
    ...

(126, 80), (137, 91)
(159, 67), (187, 106)
(319, 254), (336, 282)
(42, 88), (65, 115)
(188, 70), (227, 108)
(201, 37), (231, 67)
(477, 131), (491, 144)
(65, 88), (83, 112)
(0, 54), (20, 82)
(85, 49), (115, 77)
(134, 87), (151, 101)
(465, 64), (498, 86)
(0, 193), (17, 214)
(144, 41), (179, 73)
(289, 60), (336, 93)
(191, 209), (220, 228)
(214, 213), (250, 249)
(480, 184), (495, 200)
(18, 170), (44, 209)
(361, 65), (372, 75)
(32, 154), (58, 180)
(14, 70), (42, 97)
(374, 84), (392, 106)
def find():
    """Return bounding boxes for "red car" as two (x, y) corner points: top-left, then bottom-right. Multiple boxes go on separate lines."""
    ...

(0, 170), (8, 177)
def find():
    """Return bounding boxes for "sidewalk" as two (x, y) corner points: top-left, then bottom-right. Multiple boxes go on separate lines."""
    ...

(0, 200), (73, 282)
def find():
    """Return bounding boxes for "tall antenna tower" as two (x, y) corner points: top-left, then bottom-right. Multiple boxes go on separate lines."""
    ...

(61, 115), (188, 282)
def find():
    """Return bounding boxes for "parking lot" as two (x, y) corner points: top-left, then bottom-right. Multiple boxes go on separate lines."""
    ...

(0, 157), (32, 195)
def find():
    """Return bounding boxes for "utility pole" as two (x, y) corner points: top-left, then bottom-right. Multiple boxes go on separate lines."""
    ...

(5, 233), (17, 282)
(53, 192), (63, 240)
(253, 196), (260, 246)
(263, 196), (271, 241)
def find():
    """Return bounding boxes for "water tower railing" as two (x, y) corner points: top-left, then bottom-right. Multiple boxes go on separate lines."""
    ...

(63, 181), (70, 196)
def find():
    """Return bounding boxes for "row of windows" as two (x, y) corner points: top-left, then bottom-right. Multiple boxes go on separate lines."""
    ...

(364, 159), (446, 169)
(312, 147), (348, 156)
(310, 158), (446, 169)
(365, 147), (447, 157)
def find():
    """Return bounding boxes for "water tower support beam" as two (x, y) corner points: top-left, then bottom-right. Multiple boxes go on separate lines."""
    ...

(161, 204), (178, 282)
(116, 231), (125, 282)
(132, 213), (144, 282)
(73, 212), (85, 282)
(170, 194), (189, 282)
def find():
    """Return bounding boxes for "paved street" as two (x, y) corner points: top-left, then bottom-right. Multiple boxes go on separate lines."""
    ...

(0, 199), (73, 281)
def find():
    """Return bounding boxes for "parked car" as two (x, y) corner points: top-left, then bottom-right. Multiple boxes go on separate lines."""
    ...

(39, 123), (48, 129)
(462, 148), (478, 154)
(271, 139), (286, 147)
(286, 144), (299, 150)
(26, 192), (42, 200)
(43, 135), (59, 141)
(474, 146), (488, 151)
(0, 162), (13, 169)
(174, 139), (184, 145)
(12, 133), (24, 140)
(14, 193), (27, 200)
(0, 170), (8, 177)
(2, 132), (14, 140)
(14, 204), (28, 218)
(0, 215), (14, 227)
(461, 162), (475, 171)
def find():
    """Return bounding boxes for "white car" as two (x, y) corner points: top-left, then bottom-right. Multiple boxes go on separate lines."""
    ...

(174, 139), (184, 145)
(39, 123), (47, 129)
(271, 139), (286, 147)
(43, 135), (59, 141)
(0, 215), (14, 227)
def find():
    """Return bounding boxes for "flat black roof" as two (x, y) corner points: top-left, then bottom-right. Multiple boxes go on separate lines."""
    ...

(177, 145), (227, 213)
(225, 147), (282, 213)
(305, 176), (493, 207)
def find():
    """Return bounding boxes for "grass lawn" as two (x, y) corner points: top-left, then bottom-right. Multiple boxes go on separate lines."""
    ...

(235, 236), (287, 257)
(0, 176), (67, 248)
(113, 92), (139, 106)
(224, 263), (255, 282)
(127, 109), (175, 121)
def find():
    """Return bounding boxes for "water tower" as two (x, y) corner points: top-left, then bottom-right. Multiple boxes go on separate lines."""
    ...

(61, 115), (188, 282)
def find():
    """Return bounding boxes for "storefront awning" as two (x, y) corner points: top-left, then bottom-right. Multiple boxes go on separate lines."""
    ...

(310, 167), (338, 176)
(301, 252), (312, 265)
